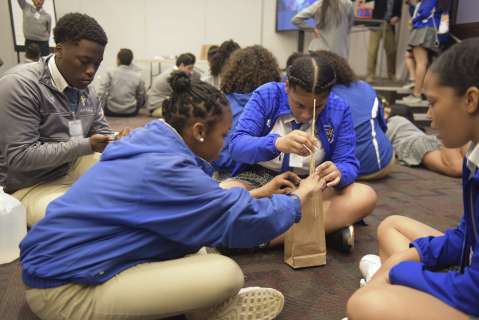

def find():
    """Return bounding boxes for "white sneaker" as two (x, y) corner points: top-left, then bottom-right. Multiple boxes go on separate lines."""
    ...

(207, 287), (284, 320)
(401, 82), (415, 90)
(400, 94), (423, 104)
(359, 254), (381, 283)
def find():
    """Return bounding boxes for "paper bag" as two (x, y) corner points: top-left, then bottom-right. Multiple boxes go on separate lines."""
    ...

(283, 191), (326, 269)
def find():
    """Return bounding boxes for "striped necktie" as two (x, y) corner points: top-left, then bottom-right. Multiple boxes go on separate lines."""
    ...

(64, 87), (79, 113)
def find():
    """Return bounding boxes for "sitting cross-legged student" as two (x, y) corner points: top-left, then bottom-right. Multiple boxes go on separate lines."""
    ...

(312, 50), (395, 180)
(147, 52), (196, 118)
(20, 72), (325, 320)
(206, 39), (240, 89)
(223, 54), (377, 252)
(386, 113), (466, 178)
(212, 45), (282, 178)
(0, 13), (128, 227)
(347, 37), (479, 320)
(23, 42), (41, 63)
(97, 48), (146, 117)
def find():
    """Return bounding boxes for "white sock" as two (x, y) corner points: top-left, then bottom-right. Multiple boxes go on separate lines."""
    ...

(359, 254), (381, 282)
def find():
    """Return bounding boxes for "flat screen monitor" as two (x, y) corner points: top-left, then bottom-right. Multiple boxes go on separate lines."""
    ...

(450, 0), (479, 40)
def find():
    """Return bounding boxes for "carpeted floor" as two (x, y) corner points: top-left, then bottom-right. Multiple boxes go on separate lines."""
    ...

(0, 109), (463, 320)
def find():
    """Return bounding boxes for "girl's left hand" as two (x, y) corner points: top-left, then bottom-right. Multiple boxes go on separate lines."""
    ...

(315, 161), (341, 188)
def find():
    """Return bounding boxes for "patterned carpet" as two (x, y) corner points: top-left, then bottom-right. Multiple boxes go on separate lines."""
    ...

(0, 110), (463, 320)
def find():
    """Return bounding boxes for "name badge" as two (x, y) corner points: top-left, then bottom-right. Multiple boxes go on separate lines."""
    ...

(68, 119), (84, 139)
(289, 153), (304, 168)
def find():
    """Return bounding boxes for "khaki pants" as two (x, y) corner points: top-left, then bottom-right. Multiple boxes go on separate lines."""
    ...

(358, 152), (396, 181)
(150, 102), (163, 118)
(25, 253), (244, 320)
(367, 21), (397, 79)
(13, 153), (100, 227)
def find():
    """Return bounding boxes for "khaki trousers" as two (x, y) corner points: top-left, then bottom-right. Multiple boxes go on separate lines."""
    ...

(367, 21), (397, 78)
(150, 102), (163, 118)
(13, 153), (100, 227)
(25, 253), (244, 320)
(358, 152), (396, 181)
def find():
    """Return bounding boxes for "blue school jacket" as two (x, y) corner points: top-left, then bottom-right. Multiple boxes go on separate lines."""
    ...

(412, 0), (441, 29)
(390, 161), (479, 316)
(20, 120), (301, 289)
(229, 82), (359, 189)
(212, 92), (252, 173)
(332, 81), (393, 176)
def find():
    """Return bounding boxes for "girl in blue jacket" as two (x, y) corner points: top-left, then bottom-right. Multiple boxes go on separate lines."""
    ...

(404, 0), (442, 104)
(314, 50), (395, 180)
(225, 54), (377, 252)
(347, 38), (479, 320)
(19, 72), (324, 320)
(212, 45), (282, 176)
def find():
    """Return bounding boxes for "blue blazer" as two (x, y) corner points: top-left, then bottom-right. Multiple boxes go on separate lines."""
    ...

(229, 82), (359, 189)
(390, 160), (479, 316)
(412, 0), (441, 29)
(20, 120), (301, 288)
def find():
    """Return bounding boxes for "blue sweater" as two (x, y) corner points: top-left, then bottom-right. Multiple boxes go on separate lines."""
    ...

(390, 160), (479, 316)
(229, 82), (359, 189)
(20, 120), (301, 289)
(212, 92), (252, 173)
(333, 81), (393, 176)
(412, 0), (441, 29)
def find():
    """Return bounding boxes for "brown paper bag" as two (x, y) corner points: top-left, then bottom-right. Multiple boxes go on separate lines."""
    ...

(283, 191), (326, 268)
(283, 97), (326, 268)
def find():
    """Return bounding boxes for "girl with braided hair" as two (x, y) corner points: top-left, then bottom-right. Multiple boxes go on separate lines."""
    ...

(224, 54), (377, 253)
(20, 71), (325, 320)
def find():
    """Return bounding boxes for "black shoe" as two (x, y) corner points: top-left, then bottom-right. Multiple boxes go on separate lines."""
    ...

(217, 242), (271, 255)
(327, 225), (355, 253)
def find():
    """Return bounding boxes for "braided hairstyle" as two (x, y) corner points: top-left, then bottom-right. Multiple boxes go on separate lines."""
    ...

(163, 71), (229, 134)
(287, 55), (337, 95)
(310, 50), (356, 86)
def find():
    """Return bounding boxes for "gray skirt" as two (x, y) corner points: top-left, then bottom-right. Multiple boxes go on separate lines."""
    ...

(408, 26), (439, 52)
(386, 116), (442, 166)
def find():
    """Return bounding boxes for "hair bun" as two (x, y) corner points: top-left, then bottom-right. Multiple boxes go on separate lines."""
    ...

(168, 71), (191, 94)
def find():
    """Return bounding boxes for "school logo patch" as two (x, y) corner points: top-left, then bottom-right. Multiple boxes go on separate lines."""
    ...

(324, 125), (334, 143)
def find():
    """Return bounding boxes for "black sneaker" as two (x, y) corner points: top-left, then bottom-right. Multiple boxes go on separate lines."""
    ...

(217, 242), (271, 255)
(326, 225), (355, 253)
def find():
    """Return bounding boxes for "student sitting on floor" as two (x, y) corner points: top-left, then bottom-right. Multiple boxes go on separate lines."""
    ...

(147, 52), (196, 118)
(383, 100), (466, 178)
(203, 44), (219, 86)
(20, 72), (325, 320)
(212, 45), (282, 177)
(208, 39), (240, 89)
(222, 54), (377, 252)
(23, 42), (41, 63)
(347, 37), (479, 320)
(313, 50), (395, 180)
(97, 48), (146, 117)
(0, 13), (128, 227)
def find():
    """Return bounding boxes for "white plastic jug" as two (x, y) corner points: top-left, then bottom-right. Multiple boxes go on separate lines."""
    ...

(0, 187), (27, 264)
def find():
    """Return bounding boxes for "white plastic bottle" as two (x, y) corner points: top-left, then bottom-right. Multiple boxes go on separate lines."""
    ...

(0, 187), (27, 264)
